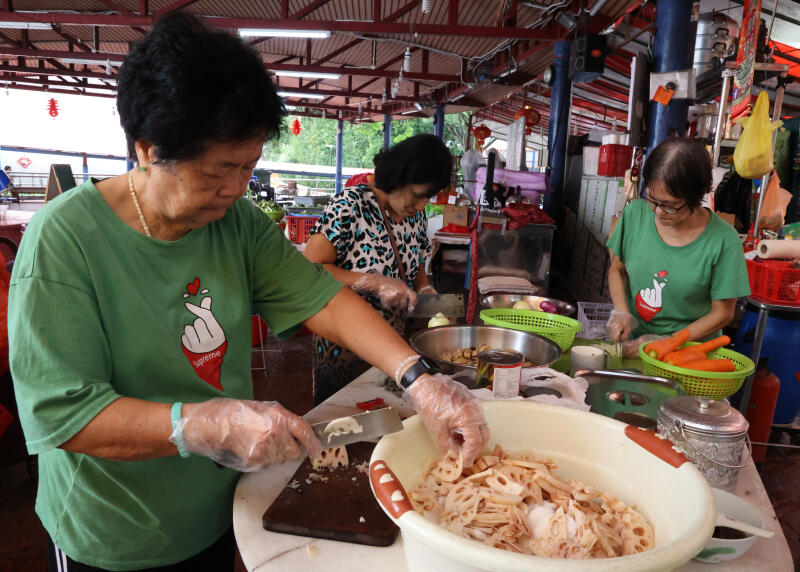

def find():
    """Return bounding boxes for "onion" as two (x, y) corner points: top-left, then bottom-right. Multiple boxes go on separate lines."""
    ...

(538, 300), (559, 314)
(512, 300), (533, 310)
(428, 312), (451, 328)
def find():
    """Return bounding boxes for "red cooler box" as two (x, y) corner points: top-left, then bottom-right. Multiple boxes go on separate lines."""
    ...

(597, 144), (633, 177)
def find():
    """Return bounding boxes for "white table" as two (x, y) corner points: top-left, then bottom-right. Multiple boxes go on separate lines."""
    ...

(233, 368), (793, 572)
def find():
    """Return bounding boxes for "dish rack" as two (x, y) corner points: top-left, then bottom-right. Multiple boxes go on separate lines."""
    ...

(576, 302), (614, 339)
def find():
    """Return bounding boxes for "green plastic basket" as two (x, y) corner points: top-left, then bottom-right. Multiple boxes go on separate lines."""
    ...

(480, 309), (583, 350)
(638, 342), (755, 400)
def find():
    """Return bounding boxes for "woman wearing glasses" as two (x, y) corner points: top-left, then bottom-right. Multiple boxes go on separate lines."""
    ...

(304, 134), (450, 403)
(605, 138), (750, 343)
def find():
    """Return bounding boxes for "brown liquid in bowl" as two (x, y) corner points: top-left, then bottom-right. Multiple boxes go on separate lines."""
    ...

(713, 526), (751, 540)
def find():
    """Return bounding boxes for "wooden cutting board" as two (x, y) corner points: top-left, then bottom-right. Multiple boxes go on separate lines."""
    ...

(262, 441), (399, 547)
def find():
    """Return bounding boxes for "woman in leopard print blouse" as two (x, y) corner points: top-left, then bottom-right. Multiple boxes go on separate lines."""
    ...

(305, 134), (452, 403)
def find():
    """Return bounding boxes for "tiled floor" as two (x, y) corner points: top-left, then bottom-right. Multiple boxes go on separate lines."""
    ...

(2, 323), (799, 571)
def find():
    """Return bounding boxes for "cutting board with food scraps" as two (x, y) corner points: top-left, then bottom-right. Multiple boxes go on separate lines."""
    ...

(262, 441), (399, 546)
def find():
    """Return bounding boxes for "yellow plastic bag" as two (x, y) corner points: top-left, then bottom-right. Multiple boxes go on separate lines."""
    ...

(733, 91), (783, 179)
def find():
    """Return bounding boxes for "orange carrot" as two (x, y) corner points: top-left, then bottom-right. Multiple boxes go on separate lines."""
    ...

(645, 328), (691, 360)
(664, 350), (707, 366)
(689, 335), (731, 355)
(679, 358), (737, 372)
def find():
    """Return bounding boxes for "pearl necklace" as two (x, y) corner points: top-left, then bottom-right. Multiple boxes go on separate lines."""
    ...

(127, 170), (152, 237)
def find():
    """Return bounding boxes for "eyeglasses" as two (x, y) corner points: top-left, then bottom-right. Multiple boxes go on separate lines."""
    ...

(643, 195), (687, 215)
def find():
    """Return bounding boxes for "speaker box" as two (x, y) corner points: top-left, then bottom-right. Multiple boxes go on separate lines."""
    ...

(569, 34), (607, 82)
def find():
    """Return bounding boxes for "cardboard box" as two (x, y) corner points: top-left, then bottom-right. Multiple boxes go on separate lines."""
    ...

(443, 205), (469, 227)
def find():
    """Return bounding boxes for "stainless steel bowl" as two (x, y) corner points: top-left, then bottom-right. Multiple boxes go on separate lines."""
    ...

(409, 325), (562, 388)
(480, 294), (576, 316)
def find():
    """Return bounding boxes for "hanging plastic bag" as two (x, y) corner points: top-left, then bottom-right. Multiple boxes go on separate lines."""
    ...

(733, 91), (783, 179)
(757, 171), (793, 232)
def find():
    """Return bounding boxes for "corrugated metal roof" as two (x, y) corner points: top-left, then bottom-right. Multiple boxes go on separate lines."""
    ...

(0, 0), (681, 131)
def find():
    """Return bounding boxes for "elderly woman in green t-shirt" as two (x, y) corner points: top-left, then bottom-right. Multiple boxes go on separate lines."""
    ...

(8, 14), (487, 572)
(606, 138), (750, 346)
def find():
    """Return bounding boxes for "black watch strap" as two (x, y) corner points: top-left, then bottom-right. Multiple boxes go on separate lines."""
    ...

(399, 357), (441, 389)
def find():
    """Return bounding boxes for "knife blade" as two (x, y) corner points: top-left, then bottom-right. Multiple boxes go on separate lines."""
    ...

(310, 407), (404, 449)
(408, 293), (465, 318)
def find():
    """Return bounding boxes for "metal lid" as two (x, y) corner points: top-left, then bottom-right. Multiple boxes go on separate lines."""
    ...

(658, 396), (749, 436)
(476, 349), (523, 366)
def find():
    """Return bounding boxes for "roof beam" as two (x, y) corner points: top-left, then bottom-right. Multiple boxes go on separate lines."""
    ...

(0, 13), (561, 39)
(291, 0), (333, 20)
(154, 0), (202, 18)
(0, 63), (115, 81)
(3, 82), (115, 98)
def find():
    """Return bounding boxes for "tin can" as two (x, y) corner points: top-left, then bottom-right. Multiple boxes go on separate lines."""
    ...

(476, 350), (523, 398)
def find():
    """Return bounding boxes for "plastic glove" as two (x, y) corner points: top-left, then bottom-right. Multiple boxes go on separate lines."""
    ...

(407, 373), (489, 467)
(170, 398), (322, 472)
(352, 273), (417, 311)
(621, 334), (666, 359)
(606, 310), (636, 342)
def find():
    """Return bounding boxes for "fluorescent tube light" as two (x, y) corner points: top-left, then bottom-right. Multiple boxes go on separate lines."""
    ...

(0, 22), (52, 30)
(238, 29), (330, 39)
(274, 70), (341, 80)
(285, 105), (297, 110)
(278, 90), (325, 100)
(61, 57), (121, 66)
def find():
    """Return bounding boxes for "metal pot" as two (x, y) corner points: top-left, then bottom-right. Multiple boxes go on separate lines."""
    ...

(657, 396), (750, 491)
(408, 325), (561, 388)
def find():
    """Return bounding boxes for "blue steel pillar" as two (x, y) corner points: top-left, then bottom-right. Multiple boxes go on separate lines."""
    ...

(544, 40), (571, 215)
(646, 0), (695, 152)
(383, 114), (392, 150)
(434, 102), (445, 139)
(334, 118), (344, 195)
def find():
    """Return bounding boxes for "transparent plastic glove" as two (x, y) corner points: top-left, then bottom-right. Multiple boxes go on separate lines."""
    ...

(621, 334), (666, 359)
(606, 310), (636, 342)
(352, 273), (417, 311)
(407, 373), (489, 467)
(170, 398), (322, 472)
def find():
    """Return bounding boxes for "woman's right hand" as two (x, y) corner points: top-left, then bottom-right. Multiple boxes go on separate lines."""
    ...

(171, 398), (322, 472)
(352, 273), (417, 311)
(606, 310), (636, 342)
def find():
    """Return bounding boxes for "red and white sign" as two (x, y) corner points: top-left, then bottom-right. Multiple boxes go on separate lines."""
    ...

(731, 0), (762, 120)
(16, 157), (32, 169)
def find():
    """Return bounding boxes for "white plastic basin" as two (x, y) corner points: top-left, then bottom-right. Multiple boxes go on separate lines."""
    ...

(370, 400), (715, 571)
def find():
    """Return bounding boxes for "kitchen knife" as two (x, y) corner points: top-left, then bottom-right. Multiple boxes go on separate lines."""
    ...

(310, 407), (404, 449)
(408, 293), (465, 318)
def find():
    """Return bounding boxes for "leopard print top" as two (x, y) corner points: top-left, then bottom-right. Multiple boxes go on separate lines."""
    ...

(309, 184), (432, 404)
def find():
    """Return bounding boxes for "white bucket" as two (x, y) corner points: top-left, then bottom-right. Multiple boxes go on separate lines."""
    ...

(370, 400), (714, 571)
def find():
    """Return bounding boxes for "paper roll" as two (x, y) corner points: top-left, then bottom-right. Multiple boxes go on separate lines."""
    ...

(757, 240), (800, 260)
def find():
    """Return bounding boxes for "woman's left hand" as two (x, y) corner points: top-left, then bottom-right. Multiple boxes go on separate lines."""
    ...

(407, 373), (489, 467)
(352, 273), (417, 311)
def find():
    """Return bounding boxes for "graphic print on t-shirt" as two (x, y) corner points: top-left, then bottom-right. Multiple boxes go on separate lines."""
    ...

(635, 270), (668, 323)
(180, 277), (227, 390)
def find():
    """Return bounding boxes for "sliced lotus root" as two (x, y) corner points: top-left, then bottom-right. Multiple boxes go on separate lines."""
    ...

(443, 482), (481, 525)
(485, 471), (525, 497)
(430, 450), (463, 482)
(310, 445), (348, 470)
(621, 508), (654, 555)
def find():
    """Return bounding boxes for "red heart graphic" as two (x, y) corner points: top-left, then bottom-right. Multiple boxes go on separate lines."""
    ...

(187, 277), (200, 296)
(657, 270), (668, 278)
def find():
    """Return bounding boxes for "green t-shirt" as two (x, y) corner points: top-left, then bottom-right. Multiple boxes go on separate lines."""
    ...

(606, 200), (750, 337)
(8, 181), (343, 570)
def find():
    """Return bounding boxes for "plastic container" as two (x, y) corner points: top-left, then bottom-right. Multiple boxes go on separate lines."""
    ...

(582, 146), (600, 176)
(370, 400), (715, 571)
(479, 309), (582, 350)
(638, 342), (755, 400)
(576, 301), (614, 339)
(746, 259), (800, 306)
(597, 144), (634, 177)
(736, 307), (800, 424)
(285, 214), (319, 244)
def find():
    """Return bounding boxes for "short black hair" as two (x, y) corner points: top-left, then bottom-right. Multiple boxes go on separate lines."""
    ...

(3, 166), (10, 171)
(116, 12), (285, 163)
(373, 134), (452, 196)
(642, 138), (712, 209)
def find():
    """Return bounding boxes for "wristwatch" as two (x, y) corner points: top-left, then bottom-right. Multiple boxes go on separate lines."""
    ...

(399, 356), (441, 389)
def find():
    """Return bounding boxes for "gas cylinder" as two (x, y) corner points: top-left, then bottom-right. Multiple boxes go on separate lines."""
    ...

(745, 359), (780, 463)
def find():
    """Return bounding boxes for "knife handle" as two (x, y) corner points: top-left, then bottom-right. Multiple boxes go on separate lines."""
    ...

(370, 460), (412, 519)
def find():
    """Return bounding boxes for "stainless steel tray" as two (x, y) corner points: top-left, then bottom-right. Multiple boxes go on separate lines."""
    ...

(579, 369), (685, 430)
(480, 294), (576, 316)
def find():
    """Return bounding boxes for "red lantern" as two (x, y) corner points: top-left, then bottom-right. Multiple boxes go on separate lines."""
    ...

(523, 107), (541, 128)
(47, 98), (59, 117)
(290, 118), (302, 136)
(472, 124), (491, 147)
